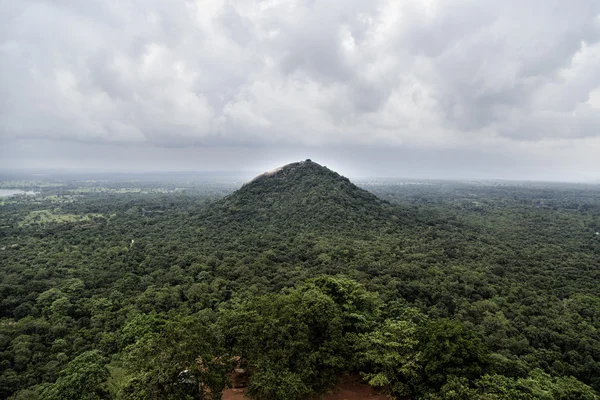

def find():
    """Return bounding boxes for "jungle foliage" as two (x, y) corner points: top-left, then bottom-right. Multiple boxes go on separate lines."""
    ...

(1, 162), (600, 399)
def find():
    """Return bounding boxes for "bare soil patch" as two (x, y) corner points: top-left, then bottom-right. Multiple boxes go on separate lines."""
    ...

(222, 374), (388, 400)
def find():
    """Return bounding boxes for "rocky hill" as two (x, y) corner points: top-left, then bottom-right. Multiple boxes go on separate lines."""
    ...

(207, 159), (396, 233)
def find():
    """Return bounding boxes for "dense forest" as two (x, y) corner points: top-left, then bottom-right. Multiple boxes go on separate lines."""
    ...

(1, 160), (600, 399)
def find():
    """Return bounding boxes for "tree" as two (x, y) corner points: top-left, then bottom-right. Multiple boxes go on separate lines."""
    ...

(221, 276), (381, 400)
(42, 350), (110, 400)
(121, 316), (230, 400)
(356, 318), (422, 397)
(420, 319), (489, 390)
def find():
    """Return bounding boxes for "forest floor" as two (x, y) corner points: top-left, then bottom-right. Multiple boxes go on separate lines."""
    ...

(222, 374), (389, 400)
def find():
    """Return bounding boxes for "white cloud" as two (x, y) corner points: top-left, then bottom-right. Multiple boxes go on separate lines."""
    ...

(1, 0), (600, 178)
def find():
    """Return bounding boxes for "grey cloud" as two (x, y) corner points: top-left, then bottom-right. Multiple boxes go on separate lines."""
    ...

(1, 0), (600, 179)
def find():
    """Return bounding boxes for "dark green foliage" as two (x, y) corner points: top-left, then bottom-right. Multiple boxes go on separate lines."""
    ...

(207, 160), (396, 236)
(221, 276), (380, 399)
(1, 168), (600, 399)
(420, 319), (490, 389)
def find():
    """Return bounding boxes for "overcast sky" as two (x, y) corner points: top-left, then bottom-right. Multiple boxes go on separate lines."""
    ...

(1, 0), (600, 181)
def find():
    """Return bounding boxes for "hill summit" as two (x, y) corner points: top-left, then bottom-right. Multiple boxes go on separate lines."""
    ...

(213, 159), (392, 232)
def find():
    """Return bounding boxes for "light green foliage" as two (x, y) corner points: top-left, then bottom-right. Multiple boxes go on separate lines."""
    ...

(19, 209), (104, 226)
(357, 318), (422, 397)
(120, 316), (229, 400)
(119, 313), (166, 347)
(511, 369), (599, 400)
(426, 371), (599, 400)
(41, 350), (110, 400)
(429, 376), (475, 400)
(310, 275), (381, 333)
(243, 368), (310, 400)
(106, 364), (130, 398)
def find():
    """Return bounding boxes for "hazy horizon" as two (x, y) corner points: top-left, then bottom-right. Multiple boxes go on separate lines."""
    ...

(2, 160), (599, 184)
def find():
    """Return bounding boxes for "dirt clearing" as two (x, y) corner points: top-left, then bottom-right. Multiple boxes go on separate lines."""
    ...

(222, 374), (388, 400)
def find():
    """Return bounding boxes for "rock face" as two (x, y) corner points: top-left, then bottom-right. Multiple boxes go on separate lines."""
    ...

(244, 159), (336, 186)
(212, 159), (392, 232)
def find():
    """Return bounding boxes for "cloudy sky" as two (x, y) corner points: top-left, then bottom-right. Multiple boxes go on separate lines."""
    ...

(1, 0), (600, 181)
